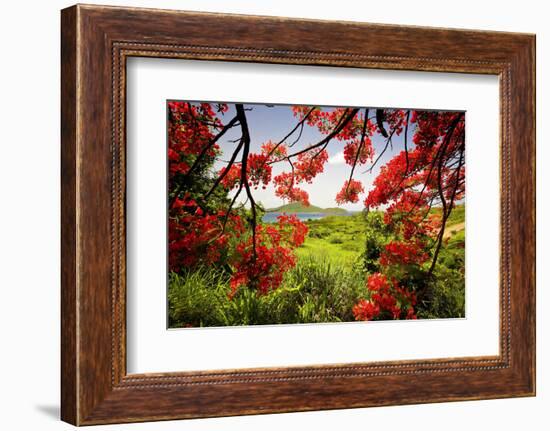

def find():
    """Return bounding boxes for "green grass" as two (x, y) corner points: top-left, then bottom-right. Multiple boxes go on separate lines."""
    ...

(296, 214), (365, 267)
(168, 257), (366, 327)
(417, 204), (465, 319)
(446, 203), (465, 226)
(168, 267), (231, 328)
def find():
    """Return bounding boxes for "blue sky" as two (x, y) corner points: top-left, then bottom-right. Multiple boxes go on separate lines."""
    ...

(211, 102), (411, 211)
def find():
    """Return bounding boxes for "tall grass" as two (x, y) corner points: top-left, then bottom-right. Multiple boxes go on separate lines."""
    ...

(168, 268), (230, 328)
(168, 256), (367, 328)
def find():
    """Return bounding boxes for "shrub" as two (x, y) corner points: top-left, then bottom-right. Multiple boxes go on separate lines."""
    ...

(329, 234), (344, 244)
(416, 265), (465, 319)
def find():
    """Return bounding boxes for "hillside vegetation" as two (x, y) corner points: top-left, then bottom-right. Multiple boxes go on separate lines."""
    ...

(169, 205), (465, 327)
(266, 202), (349, 214)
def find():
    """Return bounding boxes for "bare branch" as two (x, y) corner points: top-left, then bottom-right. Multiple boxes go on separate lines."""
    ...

(203, 137), (244, 200)
(376, 109), (388, 137)
(285, 157), (296, 196)
(288, 121), (305, 148)
(220, 182), (244, 234)
(403, 110), (411, 174)
(266, 106), (317, 158)
(367, 126), (397, 173)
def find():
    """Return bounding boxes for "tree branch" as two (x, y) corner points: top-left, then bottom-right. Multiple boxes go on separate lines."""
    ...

(367, 126), (398, 173)
(220, 182), (244, 234)
(275, 108), (359, 162)
(376, 109), (388, 138)
(427, 113), (465, 276)
(169, 113), (240, 206)
(203, 136), (244, 200)
(403, 110), (410, 174)
(346, 108), (369, 193)
(235, 104), (259, 259)
(184, 115), (239, 178)
(266, 106), (317, 158)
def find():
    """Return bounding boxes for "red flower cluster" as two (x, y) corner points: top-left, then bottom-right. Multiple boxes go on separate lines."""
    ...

(352, 300), (380, 321)
(169, 193), (308, 298)
(353, 273), (417, 321)
(292, 106), (374, 143)
(364, 148), (431, 209)
(294, 148), (329, 183)
(380, 240), (429, 266)
(230, 240), (296, 297)
(411, 110), (456, 149)
(246, 153), (272, 189)
(219, 164), (242, 189)
(167, 101), (229, 183)
(273, 172), (310, 206)
(335, 180), (364, 205)
(383, 109), (407, 136)
(343, 138), (373, 166)
(276, 214), (309, 247)
(261, 140), (288, 161)
(229, 215), (308, 297)
(168, 102), (221, 157)
(218, 153), (272, 190)
(168, 195), (244, 271)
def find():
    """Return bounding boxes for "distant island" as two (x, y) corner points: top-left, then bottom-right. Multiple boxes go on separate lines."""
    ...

(265, 202), (348, 215)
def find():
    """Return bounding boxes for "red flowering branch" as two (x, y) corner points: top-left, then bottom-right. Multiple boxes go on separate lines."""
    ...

(345, 108), (369, 195)
(169, 115), (240, 206)
(235, 103), (260, 259)
(279, 108), (360, 161)
(353, 273), (417, 321)
(182, 115), (239, 179)
(359, 110), (466, 315)
(427, 121), (465, 276)
(266, 105), (317, 160)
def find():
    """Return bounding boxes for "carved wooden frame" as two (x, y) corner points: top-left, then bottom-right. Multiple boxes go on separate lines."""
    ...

(61, 4), (535, 425)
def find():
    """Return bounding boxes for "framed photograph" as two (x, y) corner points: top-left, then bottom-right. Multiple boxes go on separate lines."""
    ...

(61, 4), (536, 425)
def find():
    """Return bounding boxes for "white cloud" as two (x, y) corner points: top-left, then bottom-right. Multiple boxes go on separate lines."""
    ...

(328, 151), (345, 164)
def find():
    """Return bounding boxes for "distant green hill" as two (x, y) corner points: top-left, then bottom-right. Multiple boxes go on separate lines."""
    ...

(266, 202), (348, 215)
